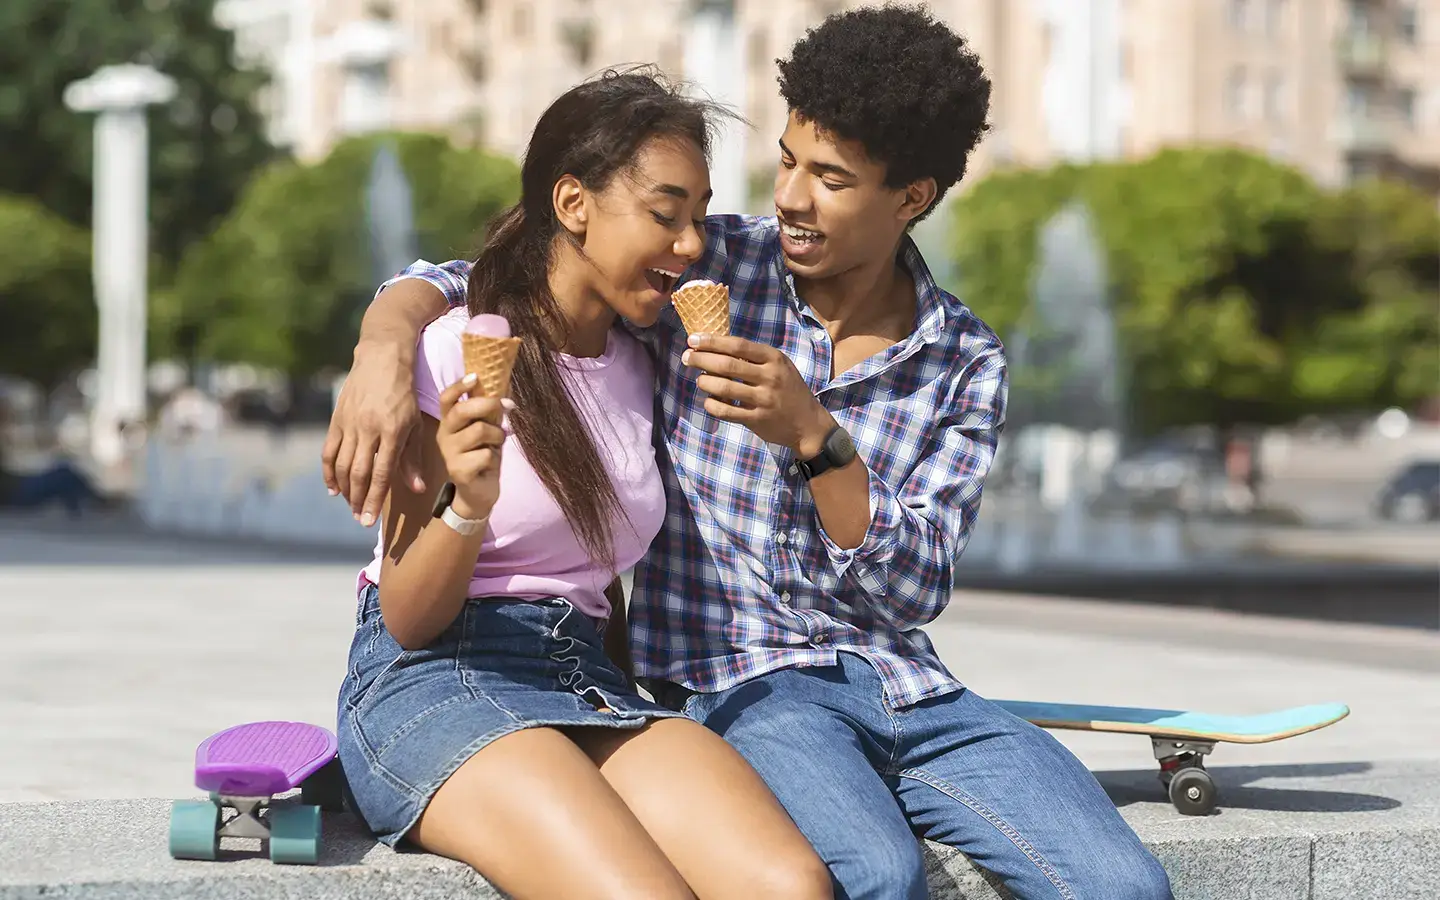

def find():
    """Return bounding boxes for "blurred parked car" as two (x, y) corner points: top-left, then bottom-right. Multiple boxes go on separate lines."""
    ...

(1106, 438), (1225, 511)
(1375, 461), (1440, 523)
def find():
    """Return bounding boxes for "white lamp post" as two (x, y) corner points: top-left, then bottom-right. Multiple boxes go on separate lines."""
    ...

(63, 64), (177, 468)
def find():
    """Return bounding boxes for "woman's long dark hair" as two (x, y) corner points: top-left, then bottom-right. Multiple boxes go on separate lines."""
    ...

(466, 68), (723, 573)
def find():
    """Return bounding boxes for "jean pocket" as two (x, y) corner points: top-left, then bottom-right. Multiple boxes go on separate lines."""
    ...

(346, 612), (463, 714)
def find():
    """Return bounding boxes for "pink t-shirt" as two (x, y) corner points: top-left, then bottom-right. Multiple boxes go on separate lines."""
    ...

(360, 308), (665, 620)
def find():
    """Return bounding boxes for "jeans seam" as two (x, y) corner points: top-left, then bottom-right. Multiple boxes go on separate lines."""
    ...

(347, 649), (416, 714)
(457, 601), (527, 722)
(346, 712), (426, 801)
(882, 701), (905, 775)
(370, 695), (473, 759)
(898, 766), (1077, 900)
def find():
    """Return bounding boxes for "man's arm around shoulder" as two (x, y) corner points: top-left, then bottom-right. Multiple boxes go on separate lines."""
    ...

(322, 261), (471, 525)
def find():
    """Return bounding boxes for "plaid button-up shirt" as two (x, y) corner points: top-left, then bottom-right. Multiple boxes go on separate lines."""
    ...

(385, 214), (1007, 709)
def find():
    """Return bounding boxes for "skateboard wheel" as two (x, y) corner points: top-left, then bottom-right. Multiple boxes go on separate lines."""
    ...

(169, 800), (220, 860)
(300, 756), (346, 812)
(1168, 768), (1218, 816)
(269, 804), (322, 864)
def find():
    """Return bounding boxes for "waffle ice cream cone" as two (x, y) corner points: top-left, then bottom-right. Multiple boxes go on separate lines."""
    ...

(461, 334), (522, 399)
(671, 280), (731, 337)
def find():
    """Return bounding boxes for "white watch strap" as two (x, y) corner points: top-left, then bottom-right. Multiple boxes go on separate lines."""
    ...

(440, 504), (488, 536)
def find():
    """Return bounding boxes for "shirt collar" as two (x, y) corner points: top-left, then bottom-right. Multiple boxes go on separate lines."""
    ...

(772, 228), (949, 347)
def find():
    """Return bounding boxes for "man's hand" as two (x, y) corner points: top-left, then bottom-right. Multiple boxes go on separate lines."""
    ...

(322, 341), (426, 527)
(682, 333), (835, 457)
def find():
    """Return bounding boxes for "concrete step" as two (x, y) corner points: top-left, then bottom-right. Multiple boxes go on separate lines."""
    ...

(3, 762), (1436, 899)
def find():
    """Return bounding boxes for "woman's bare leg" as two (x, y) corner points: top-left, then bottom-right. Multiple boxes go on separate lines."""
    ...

(569, 718), (834, 899)
(410, 726), (694, 900)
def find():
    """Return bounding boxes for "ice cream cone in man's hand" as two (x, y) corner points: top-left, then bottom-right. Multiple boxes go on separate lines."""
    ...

(670, 279), (730, 337)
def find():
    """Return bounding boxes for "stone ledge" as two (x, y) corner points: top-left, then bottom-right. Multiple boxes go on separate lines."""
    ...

(3, 762), (1436, 899)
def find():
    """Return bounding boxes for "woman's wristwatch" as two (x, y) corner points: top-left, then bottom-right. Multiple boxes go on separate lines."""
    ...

(431, 482), (489, 536)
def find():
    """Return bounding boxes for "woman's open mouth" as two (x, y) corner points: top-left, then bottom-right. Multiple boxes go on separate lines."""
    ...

(644, 267), (680, 296)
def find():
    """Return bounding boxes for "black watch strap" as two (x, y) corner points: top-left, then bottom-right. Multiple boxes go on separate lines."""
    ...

(796, 425), (858, 481)
(431, 481), (457, 518)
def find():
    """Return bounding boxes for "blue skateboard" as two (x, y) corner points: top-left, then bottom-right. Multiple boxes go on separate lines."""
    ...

(993, 700), (1350, 815)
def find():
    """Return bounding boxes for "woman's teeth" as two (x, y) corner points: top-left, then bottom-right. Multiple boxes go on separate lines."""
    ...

(647, 267), (680, 293)
(781, 223), (822, 243)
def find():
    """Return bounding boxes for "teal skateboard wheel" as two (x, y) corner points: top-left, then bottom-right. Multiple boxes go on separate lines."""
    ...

(268, 804), (321, 864)
(168, 799), (220, 860)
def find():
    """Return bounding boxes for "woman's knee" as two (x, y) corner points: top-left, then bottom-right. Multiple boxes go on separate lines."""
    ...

(743, 843), (834, 900)
(412, 728), (695, 900)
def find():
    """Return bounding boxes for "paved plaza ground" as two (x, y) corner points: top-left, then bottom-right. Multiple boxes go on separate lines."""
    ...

(2, 515), (1436, 805)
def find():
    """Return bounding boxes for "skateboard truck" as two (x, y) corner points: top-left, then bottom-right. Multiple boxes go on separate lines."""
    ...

(1152, 738), (1217, 816)
(214, 795), (281, 841)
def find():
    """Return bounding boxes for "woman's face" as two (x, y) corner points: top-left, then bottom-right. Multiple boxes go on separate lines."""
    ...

(574, 136), (712, 327)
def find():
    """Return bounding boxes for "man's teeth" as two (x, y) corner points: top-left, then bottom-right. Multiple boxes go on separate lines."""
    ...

(782, 223), (822, 241)
(649, 267), (681, 279)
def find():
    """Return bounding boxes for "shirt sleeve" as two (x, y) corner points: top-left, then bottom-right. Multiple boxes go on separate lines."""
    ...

(380, 259), (472, 307)
(815, 343), (1009, 631)
(414, 317), (466, 421)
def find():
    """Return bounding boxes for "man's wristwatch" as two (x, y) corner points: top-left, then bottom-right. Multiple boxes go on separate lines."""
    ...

(431, 481), (489, 536)
(795, 424), (858, 481)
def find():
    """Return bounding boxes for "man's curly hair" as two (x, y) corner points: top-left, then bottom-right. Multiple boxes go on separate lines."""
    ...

(776, 4), (991, 222)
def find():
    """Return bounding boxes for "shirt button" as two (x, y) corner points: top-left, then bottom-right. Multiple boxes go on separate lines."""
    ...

(788, 464), (799, 476)
(776, 532), (787, 545)
(779, 592), (791, 604)
(813, 632), (829, 644)
(811, 329), (826, 342)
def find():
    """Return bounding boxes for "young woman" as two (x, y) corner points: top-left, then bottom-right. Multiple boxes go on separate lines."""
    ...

(337, 70), (832, 900)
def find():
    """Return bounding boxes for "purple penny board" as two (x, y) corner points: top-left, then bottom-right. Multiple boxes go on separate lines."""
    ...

(195, 721), (337, 797)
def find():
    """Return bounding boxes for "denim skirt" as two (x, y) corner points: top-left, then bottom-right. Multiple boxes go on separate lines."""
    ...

(337, 583), (684, 845)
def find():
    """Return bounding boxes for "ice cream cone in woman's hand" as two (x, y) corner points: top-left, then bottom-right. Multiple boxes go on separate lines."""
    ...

(461, 314), (522, 399)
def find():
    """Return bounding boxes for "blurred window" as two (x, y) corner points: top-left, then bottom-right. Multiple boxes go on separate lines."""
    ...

(1347, 0), (1373, 38)
(1228, 0), (1250, 32)
(1265, 72), (1286, 122)
(1346, 81), (1372, 115)
(1398, 2), (1419, 43)
(1226, 67), (1248, 118)
(1264, 0), (1286, 38)
(1398, 87), (1417, 128)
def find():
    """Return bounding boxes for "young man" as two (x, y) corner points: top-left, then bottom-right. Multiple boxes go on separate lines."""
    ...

(325, 8), (1172, 899)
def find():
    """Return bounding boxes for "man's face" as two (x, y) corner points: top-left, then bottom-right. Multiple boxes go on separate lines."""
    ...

(772, 111), (918, 281)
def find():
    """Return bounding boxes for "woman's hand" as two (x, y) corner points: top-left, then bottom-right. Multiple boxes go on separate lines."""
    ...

(435, 374), (508, 521)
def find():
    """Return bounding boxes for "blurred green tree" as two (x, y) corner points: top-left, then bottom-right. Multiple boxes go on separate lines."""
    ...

(1296, 178), (1440, 412)
(162, 132), (520, 378)
(0, 0), (273, 275)
(951, 147), (1440, 433)
(0, 195), (94, 389)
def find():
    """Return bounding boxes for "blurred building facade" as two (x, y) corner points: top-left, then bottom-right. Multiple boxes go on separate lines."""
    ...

(217, 0), (1440, 195)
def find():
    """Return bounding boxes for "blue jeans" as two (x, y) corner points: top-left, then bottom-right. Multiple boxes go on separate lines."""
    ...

(673, 654), (1172, 900)
(5, 464), (96, 516)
